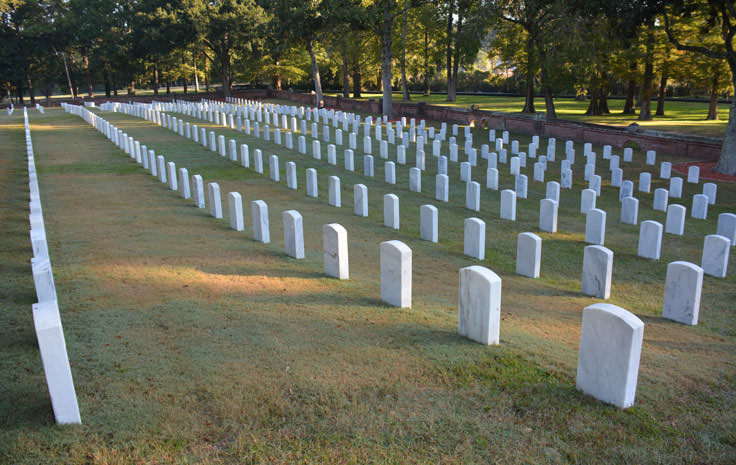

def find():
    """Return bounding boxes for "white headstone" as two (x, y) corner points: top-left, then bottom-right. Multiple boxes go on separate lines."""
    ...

(383, 194), (400, 229)
(207, 182), (223, 218)
(269, 155), (280, 182)
(665, 204), (686, 235)
(717, 213), (736, 246)
(585, 209), (606, 245)
(660, 161), (672, 179)
(328, 176), (341, 207)
(458, 266), (502, 345)
(420, 204), (438, 242)
(500, 189), (516, 221)
(669, 177), (683, 198)
(354, 184), (368, 217)
(701, 234), (730, 278)
(282, 210), (305, 259)
(251, 200), (270, 243)
(323, 223), (349, 279)
(380, 240), (412, 308)
(621, 196), (639, 225)
(663, 261), (703, 325)
(580, 189), (596, 214)
(286, 161), (297, 189)
(576, 303), (643, 408)
(637, 220), (663, 260)
(192, 175), (205, 208)
(687, 165), (700, 184)
(409, 168), (421, 193)
(539, 199), (558, 233)
(306, 168), (318, 198)
(466, 181), (480, 211)
(464, 218), (486, 259)
(516, 232), (541, 278)
(703, 182), (717, 205)
(582, 245), (613, 299)
(178, 168), (190, 199)
(228, 192), (244, 231)
(691, 194), (708, 219)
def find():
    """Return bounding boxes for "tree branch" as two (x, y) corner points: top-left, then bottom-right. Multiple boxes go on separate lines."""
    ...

(663, 13), (726, 59)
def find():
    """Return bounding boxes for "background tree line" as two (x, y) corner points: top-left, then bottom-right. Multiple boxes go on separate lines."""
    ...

(1, 0), (735, 173)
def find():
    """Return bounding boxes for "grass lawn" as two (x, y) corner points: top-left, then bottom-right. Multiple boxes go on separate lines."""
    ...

(0, 106), (734, 464)
(327, 92), (729, 140)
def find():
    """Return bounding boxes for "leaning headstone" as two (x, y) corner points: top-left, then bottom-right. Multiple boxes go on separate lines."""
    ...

(464, 218), (486, 260)
(576, 303), (644, 409)
(665, 204), (686, 235)
(585, 209), (606, 245)
(717, 213), (736, 246)
(282, 210), (305, 259)
(354, 184), (368, 217)
(228, 192), (244, 231)
(32, 299), (82, 424)
(500, 189), (516, 221)
(663, 261), (703, 325)
(251, 200), (270, 243)
(637, 220), (663, 260)
(323, 223), (349, 279)
(380, 240), (412, 308)
(582, 245), (613, 299)
(701, 234), (730, 278)
(458, 266), (502, 345)
(383, 194), (400, 229)
(203, 182), (221, 218)
(539, 199), (558, 233)
(420, 205), (438, 243)
(516, 232), (541, 278)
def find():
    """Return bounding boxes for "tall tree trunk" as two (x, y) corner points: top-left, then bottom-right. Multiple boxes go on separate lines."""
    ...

(537, 39), (554, 118)
(585, 86), (600, 115)
(61, 51), (75, 100)
(342, 42), (350, 98)
(82, 48), (93, 99)
(380, 4), (393, 117)
(193, 54), (200, 92)
(638, 25), (655, 121)
(445, 0), (455, 102)
(401, 0), (410, 101)
(423, 27), (430, 96)
(352, 66), (361, 98)
(655, 64), (667, 116)
(166, 81), (171, 94)
(274, 58), (282, 90)
(182, 53), (188, 94)
(104, 66), (111, 96)
(17, 80), (24, 104)
(153, 58), (159, 95)
(707, 71), (719, 120)
(220, 44), (232, 97)
(306, 39), (323, 106)
(714, 58), (736, 175)
(522, 34), (536, 113)
(600, 85), (610, 114)
(622, 61), (637, 114)
(112, 72), (118, 96)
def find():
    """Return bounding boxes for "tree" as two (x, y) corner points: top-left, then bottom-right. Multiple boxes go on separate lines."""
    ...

(664, 0), (736, 174)
(190, 0), (267, 97)
(444, 0), (490, 102)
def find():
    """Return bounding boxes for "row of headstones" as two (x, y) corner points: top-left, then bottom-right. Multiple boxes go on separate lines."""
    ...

(178, 98), (722, 235)
(25, 105), (82, 425)
(73, 105), (650, 410)
(121, 99), (736, 282)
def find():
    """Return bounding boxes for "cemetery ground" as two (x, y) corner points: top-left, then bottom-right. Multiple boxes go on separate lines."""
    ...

(328, 92), (729, 139)
(1, 107), (735, 464)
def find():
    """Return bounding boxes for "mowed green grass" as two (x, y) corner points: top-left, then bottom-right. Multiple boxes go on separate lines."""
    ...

(328, 92), (729, 139)
(0, 106), (734, 464)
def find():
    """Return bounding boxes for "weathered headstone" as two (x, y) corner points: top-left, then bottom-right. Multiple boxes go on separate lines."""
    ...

(354, 184), (368, 217)
(582, 245), (613, 298)
(585, 209), (606, 245)
(286, 162), (297, 189)
(192, 175), (205, 208)
(323, 223), (349, 279)
(665, 204), (686, 235)
(702, 234), (730, 278)
(178, 168), (190, 199)
(207, 183), (223, 218)
(251, 200), (270, 243)
(539, 199), (558, 233)
(306, 168), (318, 198)
(663, 261), (703, 325)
